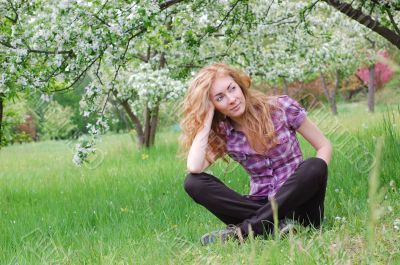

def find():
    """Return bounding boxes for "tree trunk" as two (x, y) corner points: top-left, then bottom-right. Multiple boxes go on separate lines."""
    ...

(143, 104), (151, 147)
(109, 97), (131, 132)
(149, 104), (159, 146)
(0, 94), (4, 148)
(319, 69), (329, 99)
(117, 95), (145, 146)
(116, 32), (168, 148)
(141, 104), (160, 147)
(282, 78), (289, 95)
(143, 50), (166, 147)
(331, 69), (340, 115)
(319, 69), (337, 115)
(368, 64), (375, 113)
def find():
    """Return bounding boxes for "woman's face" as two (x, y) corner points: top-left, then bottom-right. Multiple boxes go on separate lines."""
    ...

(209, 75), (246, 118)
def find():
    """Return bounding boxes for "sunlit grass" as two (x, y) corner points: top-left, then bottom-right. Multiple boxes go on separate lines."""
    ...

(0, 104), (399, 264)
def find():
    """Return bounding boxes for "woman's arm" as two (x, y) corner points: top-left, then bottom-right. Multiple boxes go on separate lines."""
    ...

(186, 104), (215, 173)
(296, 117), (332, 165)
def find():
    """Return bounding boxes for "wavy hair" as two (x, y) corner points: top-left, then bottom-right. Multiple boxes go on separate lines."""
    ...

(180, 63), (278, 163)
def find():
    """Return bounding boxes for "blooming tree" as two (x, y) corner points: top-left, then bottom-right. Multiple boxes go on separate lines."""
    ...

(0, 0), (255, 161)
(304, 0), (399, 112)
(71, 1), (255, 164)
(1, 0), (395, 160)
(206, 1), (391, 114)
(357, 50), (394, 89)
(0, 0), (171, 148)
(318, 0), (400, 49)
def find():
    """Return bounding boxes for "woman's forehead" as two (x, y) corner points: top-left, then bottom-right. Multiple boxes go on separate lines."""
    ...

(211, 76), (235, 94)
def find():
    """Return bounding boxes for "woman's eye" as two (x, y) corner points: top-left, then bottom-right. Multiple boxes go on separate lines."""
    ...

(216, 96), (223, 102)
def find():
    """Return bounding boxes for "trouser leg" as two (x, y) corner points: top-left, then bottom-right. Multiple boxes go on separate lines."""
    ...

(183, 172), (264, 225)
(291, 169), (328, 228)
(239, 157), (328, 236)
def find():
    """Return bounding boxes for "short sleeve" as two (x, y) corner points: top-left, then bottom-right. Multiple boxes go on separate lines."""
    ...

(277, 95), (307, 130)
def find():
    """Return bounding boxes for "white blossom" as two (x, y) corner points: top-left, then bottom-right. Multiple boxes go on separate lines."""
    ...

(40, 94), (51, 102)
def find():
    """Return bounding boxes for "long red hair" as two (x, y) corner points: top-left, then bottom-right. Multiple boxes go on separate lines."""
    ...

(180, 63), (278, 163)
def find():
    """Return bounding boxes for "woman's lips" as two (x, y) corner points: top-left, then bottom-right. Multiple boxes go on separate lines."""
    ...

(231, 103), (240, 111)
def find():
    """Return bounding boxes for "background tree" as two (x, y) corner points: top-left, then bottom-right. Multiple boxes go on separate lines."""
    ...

(1, 0), (396, 162)
(201, 1), (384, 116)
(320, 0), (400, 49)
(0, 0), (255, 159)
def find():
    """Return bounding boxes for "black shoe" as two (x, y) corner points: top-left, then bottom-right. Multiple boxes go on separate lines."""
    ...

(200, 224), (239, 245)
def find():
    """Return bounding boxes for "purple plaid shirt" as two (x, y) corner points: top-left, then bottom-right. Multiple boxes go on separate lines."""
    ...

(219, 95), (307, 200)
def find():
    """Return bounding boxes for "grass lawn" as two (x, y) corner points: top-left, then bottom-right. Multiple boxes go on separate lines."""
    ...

(0, 102), (399, 264)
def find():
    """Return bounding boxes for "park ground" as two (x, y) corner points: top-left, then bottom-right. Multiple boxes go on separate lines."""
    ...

(1, 98), (400, 264)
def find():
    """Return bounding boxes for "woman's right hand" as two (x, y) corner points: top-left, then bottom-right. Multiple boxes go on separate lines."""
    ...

(187, 101), (215, 173)
(204, 101), (215, 127)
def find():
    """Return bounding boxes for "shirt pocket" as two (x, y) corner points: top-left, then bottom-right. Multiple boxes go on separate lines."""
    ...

(229, 151), (273, 178)
(246, 155), (273, 177)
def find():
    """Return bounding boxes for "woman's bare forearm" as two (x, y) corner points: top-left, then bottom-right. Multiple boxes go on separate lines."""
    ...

(187, 108), (214, 173)
(316, 141), (332, 165)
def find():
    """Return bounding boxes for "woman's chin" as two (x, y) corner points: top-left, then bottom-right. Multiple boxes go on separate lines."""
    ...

(230, 107), (245, 118)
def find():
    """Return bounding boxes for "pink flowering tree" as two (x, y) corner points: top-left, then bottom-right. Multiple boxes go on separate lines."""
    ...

(357, 50), (394, 89)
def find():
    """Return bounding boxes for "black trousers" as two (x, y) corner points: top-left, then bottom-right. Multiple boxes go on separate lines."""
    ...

(183, 157), (328, 237)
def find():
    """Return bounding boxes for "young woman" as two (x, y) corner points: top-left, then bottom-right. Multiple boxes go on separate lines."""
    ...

(180, 63), (332, 245)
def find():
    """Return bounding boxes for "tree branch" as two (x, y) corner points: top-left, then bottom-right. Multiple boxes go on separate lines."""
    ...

(4, 15), (17, 23)
(159, 0), (186, 10)
(48, 52), (104, 93)
(91, 13), (111, 27)
(213, 0), (241, 33)
(323, 0), (400, 49)
(263, 16), (296, 26)
(368, 2), (376, 16)
(0, 40), (75, 56)
(5, 0), (18, 23)
(369, 0), (400, 11)
(386, 8), (400, 35)
(95, 0), (109, 15)
(117, 96), (145, 144)
(265, 0), (275, 19)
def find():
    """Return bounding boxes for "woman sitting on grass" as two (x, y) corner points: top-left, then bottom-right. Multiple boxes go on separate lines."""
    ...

(180, 63), (332, 245)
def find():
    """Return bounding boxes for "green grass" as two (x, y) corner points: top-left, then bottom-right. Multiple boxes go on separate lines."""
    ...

(1, 104), (400, 264)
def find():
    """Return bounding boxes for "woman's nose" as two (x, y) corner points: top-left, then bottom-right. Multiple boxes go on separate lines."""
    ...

(227, 94), (236, 103)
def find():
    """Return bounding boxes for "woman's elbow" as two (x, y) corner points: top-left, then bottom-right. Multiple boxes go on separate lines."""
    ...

(187, 158), (209, 174)
(186, 164), (204, 174)
(187, 168), (202, 174)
